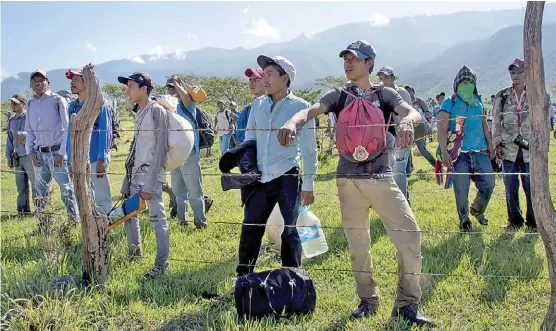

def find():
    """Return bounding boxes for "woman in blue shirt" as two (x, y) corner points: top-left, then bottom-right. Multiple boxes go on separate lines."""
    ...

(438, 66), (495, 233)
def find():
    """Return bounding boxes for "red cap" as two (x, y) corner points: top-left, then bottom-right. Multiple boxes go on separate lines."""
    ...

(30, 69), (48, 80)
(245, 68), (263, 79)
(65, 68), (83, 79)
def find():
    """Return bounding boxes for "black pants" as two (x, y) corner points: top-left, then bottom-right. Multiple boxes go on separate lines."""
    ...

(236, 168), (302, 276)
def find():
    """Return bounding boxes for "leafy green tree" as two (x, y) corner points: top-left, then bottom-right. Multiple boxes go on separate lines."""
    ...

(315, 76), (347, 90)
(292, 88), (322, 104)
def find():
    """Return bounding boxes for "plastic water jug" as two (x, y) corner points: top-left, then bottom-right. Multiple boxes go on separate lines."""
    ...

(266, 204), (284, 251)
(296, 206), (328, 258)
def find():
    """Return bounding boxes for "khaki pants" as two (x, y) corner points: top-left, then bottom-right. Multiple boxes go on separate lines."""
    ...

(337, 177), (422, 308)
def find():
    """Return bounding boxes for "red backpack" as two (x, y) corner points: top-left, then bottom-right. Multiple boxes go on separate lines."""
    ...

(334, 88), (392, 162)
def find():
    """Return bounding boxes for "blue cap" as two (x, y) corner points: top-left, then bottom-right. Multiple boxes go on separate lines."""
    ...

(339, 40), (376, 61)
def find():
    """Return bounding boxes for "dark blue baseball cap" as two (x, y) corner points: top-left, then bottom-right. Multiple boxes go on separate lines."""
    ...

(118, 72), (154, 89)
(339, 40), (377, 61)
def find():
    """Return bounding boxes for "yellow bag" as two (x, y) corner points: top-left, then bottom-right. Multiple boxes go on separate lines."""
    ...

(187, 86), (207, 102)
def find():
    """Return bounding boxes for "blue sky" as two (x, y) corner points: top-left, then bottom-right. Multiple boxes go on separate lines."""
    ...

(1, 1), (526, 79)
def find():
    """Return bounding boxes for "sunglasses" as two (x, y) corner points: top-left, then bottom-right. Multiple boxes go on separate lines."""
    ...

(509, 68), (525, 75)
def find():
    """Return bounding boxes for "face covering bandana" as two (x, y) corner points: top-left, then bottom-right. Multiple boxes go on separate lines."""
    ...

(457, 82), (477, 107)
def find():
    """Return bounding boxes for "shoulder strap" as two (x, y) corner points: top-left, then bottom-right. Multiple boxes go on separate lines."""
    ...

(376, 89), (394, 127)
(333, 89), (348, 115)
(376, 89), (386, 113)
(182, 104), (198, 126)
(500, 87), (511, 114)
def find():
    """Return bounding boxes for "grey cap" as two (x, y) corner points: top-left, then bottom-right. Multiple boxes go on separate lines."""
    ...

(339, 40), (376, 61)
(377, 66), (396, 78)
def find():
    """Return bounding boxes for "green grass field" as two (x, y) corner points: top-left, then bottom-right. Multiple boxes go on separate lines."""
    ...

(1, 116), (555, 330)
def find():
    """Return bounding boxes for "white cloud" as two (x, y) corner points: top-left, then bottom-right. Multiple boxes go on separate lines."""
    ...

(243, 4), (251, 13)
(174, 48), (186, 60)
(0, 66), (19, 80)
(146, 45), (168, 61)
(370, 13), (390, 27)
(187, 33), (198, 41)
(130, 55), (146, 64)
(155, 45), (164, 58)
(86, 42), (97, 52)
(242, 17), (280, 39)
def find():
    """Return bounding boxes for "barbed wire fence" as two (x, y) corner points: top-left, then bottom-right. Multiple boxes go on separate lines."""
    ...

(1, 109), (552, 286)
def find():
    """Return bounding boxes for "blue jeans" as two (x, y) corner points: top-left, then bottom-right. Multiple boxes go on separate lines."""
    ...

(415, 139), (436, 167)
(237, 168), (302, 276)
(124, 173), (169, 268)
(14, 155), (37, 212)
(90, 158), (113, 214)
(220, 133), (232, 155)
(170, 152), (207, 226)
(452, 151), (495, 226)
(502, 149), (535, 227)
(393, 147), (411, 201)
(34, 151), (79, 222)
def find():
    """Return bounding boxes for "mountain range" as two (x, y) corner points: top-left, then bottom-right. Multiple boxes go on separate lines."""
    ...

(2, 4), (556, 101)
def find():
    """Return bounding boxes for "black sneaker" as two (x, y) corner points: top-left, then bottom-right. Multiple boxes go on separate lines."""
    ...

(143, 265), (167, 280)
(195, 220), (208, 229)
(475, 214), (488, 226)
(460, 221), (473, 233)
(392, 304), (434, 327)
(470, 209), (488, 226)
(351, 299), (378, 319)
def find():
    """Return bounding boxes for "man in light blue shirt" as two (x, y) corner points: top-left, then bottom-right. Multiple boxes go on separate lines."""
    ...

(65, 68), (113, 214)
(25, 69), (80, 226)
(165, 76), (208, 229)
(236, 55), (318, 276)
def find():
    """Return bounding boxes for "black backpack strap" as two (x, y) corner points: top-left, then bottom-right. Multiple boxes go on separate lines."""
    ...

(500, 87), (510, 114)
(376, 89), (396, 134)
(332, 89), (347, 116)
(178, 100), (198, 126)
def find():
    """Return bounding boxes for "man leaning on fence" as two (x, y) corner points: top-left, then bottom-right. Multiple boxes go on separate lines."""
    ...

(25, 69), (80, 228)
(236, 55), (318, 277)
(278, 40), (433, 327)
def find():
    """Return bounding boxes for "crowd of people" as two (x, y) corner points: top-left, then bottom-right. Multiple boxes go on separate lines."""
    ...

(5, 38), (556, 327)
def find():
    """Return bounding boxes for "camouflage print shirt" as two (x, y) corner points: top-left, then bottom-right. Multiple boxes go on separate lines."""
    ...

(491, 86), (550, 163)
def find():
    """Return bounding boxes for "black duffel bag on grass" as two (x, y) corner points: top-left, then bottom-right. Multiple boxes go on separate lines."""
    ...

(234, 267), (316, 319)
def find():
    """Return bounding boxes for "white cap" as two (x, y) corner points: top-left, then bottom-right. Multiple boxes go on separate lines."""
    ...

(257, 55), (296, 83)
